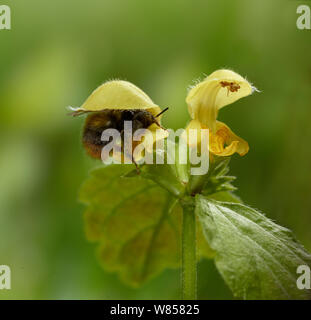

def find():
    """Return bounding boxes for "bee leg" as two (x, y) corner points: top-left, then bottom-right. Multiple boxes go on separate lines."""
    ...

(120, 129), (124, 141)
(132, 157), (140, 174)
(123, 149), (140, 174)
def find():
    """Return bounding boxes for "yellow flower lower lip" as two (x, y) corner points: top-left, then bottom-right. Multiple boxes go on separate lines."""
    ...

(210, 121), (249, 156)
(184, 120), (249, 157)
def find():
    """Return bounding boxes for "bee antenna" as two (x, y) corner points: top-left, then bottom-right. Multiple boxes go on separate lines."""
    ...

(155, 107), (169, 118)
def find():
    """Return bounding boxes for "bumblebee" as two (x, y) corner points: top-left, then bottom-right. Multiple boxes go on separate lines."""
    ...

(71, 107), (168, 160)
(70, 80), (169, 168)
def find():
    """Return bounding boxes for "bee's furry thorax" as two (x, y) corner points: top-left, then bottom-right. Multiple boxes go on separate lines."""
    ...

(82, 109), (160, 159)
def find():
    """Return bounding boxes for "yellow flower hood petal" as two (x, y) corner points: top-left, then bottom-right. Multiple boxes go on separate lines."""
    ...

(186, 69), (254, 132)
(72, 80), (162, 117)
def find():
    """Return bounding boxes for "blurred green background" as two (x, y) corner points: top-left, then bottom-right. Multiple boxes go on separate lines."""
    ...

(0, 0), (310, 299)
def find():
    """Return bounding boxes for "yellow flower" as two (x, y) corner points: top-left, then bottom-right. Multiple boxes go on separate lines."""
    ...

(71, 80), (162, 117)
(185, 69), (255, 156)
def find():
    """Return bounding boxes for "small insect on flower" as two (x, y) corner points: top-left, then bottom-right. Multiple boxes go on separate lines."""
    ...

(69, 80), (169, 171)
(220, 81), (241, 96)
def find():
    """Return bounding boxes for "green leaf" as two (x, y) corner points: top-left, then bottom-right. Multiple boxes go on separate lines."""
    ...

(196, 195), (311, 300)
(79, 164), (212, 287)
(139, 163), (186, 198)
(123, 145), (187, 198)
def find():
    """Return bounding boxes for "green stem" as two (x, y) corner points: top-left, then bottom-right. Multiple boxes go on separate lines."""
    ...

(181, 202), (197, 300)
